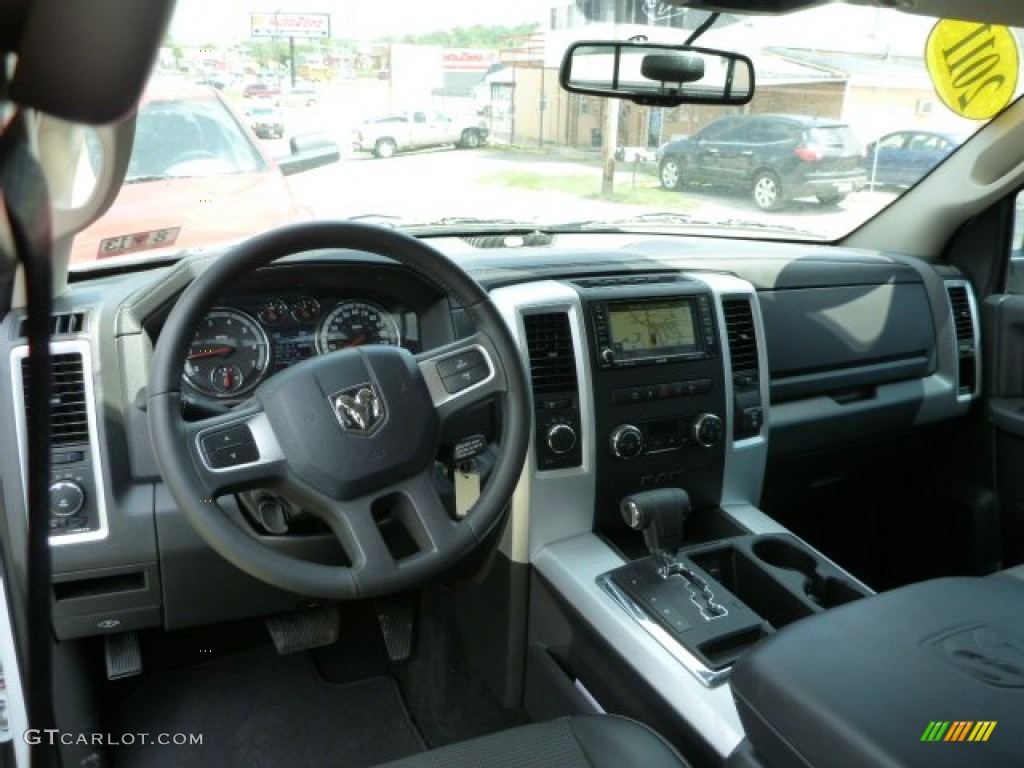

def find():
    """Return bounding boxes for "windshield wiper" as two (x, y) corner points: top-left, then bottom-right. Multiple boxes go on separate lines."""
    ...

(125, 174), (175, 184)
(348, 214), (533, 229)
(558, 211), (821, 238)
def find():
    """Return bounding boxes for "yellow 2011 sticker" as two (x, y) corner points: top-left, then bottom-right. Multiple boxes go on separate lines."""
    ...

(926, 20), (1019, 121)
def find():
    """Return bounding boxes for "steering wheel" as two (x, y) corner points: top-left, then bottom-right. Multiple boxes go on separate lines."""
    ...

(147, 222), (530, 599)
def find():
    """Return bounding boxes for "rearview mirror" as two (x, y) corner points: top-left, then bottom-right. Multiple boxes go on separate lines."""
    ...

(559, 41), (754, 107)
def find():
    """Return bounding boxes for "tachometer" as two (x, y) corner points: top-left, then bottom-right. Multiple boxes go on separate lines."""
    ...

(184, 308), (271, 398)
(316, 300), (400, 354)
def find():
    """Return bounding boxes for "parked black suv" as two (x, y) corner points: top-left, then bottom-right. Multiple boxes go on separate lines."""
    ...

(658, 113), (867, 210)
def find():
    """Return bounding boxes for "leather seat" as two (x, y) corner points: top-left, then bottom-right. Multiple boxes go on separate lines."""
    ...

(375, 714), (691, 768)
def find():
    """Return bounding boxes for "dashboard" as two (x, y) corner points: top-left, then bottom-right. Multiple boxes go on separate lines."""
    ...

(0, 236), (980, 644)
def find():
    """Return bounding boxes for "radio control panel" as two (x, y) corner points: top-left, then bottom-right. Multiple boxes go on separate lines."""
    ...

(574, 277), (728, 534)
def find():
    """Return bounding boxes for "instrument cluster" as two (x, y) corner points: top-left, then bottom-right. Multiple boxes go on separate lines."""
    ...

(183, 294), (417, 398)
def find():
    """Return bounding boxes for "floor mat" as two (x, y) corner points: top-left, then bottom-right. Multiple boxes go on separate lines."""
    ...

(112, 645), (425, 768)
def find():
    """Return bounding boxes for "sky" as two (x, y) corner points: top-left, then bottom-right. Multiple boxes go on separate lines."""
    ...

(169, 0), (550, 43)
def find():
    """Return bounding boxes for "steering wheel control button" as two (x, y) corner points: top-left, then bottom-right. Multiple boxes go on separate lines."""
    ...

(49, 481), (85, 517)
(206, 441), (260, 469)
(200, 424), (255, 453)
(436, 349), (486, 378)
(442, 363), (489, 394)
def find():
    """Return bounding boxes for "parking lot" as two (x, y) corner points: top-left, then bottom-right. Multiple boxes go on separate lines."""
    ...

(238, 81), (899, 240)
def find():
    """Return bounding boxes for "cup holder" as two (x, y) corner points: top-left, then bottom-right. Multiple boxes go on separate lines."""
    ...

(751, 537), (864, 609)
(752, 538), (818, 574)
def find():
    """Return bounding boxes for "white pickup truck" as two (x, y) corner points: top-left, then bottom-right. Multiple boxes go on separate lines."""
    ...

(352, 109), (489, 158)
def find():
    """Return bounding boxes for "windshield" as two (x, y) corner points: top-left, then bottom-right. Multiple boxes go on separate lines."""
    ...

(68, 1), (1024, 266)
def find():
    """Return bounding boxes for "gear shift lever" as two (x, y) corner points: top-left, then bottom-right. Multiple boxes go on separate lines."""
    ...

(620, 488), (691, 577)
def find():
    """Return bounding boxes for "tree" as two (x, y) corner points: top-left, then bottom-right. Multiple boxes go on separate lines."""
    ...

(392, 23), (540, 49)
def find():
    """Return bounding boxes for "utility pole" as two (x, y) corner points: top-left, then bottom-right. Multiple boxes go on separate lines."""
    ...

(289, 36), (296, 86)
(601, 98), (620, 195)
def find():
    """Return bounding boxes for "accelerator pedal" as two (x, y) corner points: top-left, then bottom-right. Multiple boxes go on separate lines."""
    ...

(266, 603), (340, 654)
(376, 596), (415, 662)
(105, 631), (143, 680)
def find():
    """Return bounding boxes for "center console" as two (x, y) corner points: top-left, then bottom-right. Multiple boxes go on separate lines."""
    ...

(573, 276), (730, 538)
(491, 271), (873, 760)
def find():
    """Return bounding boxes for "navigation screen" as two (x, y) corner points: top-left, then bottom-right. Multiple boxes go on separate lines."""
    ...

(607, 299), (698, 360)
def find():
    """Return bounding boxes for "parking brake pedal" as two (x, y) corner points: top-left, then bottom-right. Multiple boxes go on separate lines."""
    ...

(376, 597), (415, 662)
(265, 603), (340, 654)
(105, 632), (143, 680)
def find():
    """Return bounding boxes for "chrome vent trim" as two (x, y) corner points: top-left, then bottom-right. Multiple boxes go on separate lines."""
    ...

(10, 340), (110, 545)
(944, 280), (980, 401)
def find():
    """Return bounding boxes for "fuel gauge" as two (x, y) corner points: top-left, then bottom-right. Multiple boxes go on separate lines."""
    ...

(291, 296), (321, 324)
(257, 298), (290, 326)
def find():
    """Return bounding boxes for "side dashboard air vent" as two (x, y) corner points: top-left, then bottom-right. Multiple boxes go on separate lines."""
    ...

(21, 353), (90, 446)
(946, 285), (975, 344)
(722, 297), (760, 388)
(945, 283), (977, 397)
(523, 312), (578, 394)
(16, 312), (87, 339)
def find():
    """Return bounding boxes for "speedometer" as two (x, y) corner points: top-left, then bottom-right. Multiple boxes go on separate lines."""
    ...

(315, 300), (400, 354)
(184, 308), (271, 397)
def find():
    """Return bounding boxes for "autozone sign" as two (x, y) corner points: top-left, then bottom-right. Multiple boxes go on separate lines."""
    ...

(250, 12), (331, 39)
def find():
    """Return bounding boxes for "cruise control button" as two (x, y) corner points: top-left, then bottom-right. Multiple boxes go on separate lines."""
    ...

(436, 349), (486, 378)
(207, 442), (260, 469)
(442, 364), (489, 394)
(201, 424), (255, 453)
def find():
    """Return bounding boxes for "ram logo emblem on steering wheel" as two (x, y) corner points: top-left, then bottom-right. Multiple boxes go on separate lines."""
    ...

(330, 384), (385, 434)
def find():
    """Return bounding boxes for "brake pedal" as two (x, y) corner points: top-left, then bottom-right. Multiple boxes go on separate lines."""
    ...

(105, 631), (143, 680)
(266, 603), (340, 654)
(376, 597), (415, 662)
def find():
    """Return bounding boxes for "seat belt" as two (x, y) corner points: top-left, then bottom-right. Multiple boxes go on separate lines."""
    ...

(0, 110), (59, 768)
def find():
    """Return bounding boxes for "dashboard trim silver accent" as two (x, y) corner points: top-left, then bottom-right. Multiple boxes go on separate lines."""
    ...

(597, 572), (732, 688)
(489, 282), (597, 564)
(694, 274), (770, 507)
(533, 534), (745, 758)
(10, 340), (110, 546)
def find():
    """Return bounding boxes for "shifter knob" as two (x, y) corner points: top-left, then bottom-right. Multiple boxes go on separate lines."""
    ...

(620, 488), (691, 566)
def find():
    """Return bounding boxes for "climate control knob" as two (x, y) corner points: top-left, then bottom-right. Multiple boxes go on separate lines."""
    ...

(609, 424), (644, 460)
(691, 413), (724, 448)
(546, 423), (578, 455)
(49, 481), (85, 518)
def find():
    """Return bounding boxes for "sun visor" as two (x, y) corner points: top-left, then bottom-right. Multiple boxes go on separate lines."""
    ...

(8, 0), (174, 125)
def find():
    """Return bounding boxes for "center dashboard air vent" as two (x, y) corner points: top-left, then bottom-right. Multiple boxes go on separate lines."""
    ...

(524, 312), (578, 394)
(721, 296), (765, 440)
(21, 352), (91, 446)
(945, 282), (978, 398)
(523, 311), (582, 471)
(721, 297), (760, 389)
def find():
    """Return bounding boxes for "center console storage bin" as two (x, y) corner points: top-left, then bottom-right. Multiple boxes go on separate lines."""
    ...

(729, 577), (1024, 768)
